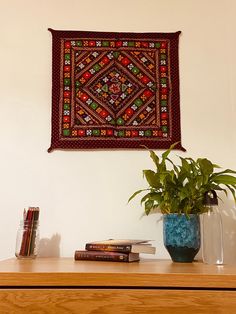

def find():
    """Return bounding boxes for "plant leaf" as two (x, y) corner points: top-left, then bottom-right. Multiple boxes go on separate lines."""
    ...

(226, 185), (236, 202)
(213, 163), (221, 169)
(140, 193), (151, 204)
(144, 200), (154, 215)
(179, 156), (190, 171)
(161, 142), (179, 162)
(215, 169), (236, 175)
(198, 158), (213, 176)
(166, 157), (180, 174)
(212, 175), (236, 185)
(143, 170), (161, 188)
(149, 150), (160, 169)
(128, 189), (146, 203)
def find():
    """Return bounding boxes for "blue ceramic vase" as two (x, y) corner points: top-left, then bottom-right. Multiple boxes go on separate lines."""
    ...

(163, 214), (200, 263)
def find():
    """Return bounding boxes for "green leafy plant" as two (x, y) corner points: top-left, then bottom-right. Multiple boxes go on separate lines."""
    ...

(129, 143), (236, 215)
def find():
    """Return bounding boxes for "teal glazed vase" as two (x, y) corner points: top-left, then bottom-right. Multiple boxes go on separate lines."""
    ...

(163, 214), (200, 263)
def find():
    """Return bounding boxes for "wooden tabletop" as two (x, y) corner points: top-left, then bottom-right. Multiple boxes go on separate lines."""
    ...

(0, 257), (235, 288)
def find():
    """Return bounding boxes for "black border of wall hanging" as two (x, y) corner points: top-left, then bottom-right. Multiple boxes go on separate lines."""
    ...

(48, 29), (185, 152)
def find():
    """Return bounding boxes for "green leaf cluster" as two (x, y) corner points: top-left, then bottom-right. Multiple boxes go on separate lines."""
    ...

(128, 143), (236, 215)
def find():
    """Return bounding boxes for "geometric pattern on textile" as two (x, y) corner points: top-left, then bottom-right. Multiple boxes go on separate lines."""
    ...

(48, 29), (185, 151)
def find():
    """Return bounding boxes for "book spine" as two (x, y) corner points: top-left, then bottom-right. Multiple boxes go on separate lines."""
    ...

(74, 251), (130, 262)
(85, 244), (132, 253)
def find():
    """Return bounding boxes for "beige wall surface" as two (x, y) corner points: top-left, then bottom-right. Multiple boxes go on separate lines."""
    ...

(0, 0), (236, 262)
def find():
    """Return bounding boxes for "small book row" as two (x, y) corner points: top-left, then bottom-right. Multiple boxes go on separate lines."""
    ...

(74, 239), (156, 263)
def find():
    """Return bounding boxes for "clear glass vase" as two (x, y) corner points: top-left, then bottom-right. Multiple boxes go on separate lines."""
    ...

(15, 220), (40, 259)
(201, 208), (223, 265)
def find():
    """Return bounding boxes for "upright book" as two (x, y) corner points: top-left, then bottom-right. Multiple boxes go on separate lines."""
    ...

(74, 250), (140, 262)
(85, 239), (156, 254)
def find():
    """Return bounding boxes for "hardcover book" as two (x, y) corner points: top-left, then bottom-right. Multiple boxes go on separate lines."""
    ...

(74, 250), (140, 262)
(85, 239), (156, 254)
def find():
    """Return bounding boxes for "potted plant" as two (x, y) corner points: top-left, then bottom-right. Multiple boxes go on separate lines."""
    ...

(129, 143), (236, 262)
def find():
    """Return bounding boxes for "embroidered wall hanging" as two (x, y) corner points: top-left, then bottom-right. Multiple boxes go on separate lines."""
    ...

(48, 29), (185, 152)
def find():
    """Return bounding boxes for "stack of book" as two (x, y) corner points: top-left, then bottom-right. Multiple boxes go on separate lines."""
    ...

(74, 239), (156, 262)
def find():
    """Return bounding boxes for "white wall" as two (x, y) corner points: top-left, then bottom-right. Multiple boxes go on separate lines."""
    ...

(0, 0), (236, 262)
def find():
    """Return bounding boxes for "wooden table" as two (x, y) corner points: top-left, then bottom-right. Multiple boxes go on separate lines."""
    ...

(0, 257), (236, 313)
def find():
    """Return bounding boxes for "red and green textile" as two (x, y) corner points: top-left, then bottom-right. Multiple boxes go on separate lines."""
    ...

(48, 29), (185, 151)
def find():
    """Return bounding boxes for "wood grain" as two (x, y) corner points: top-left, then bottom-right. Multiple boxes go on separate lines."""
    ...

(0, 289), (235, 314)
(0, 258), (236, 313)
(0, 258), (236, 288)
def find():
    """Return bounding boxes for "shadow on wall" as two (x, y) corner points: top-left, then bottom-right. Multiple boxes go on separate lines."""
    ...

(220, 197), (236, 264)
(38, 233), (61, 257)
